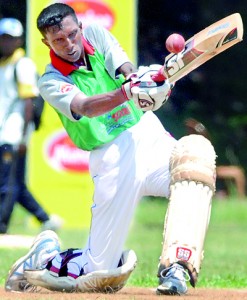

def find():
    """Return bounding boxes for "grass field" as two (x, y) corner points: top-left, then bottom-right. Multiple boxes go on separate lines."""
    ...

(0, 196), (247, 289)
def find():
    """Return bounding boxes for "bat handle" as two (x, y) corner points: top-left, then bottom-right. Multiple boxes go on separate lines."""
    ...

(151, 66), (167, 82)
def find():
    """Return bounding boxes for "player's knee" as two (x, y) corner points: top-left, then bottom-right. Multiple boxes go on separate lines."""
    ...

(170, 134), (216, 191)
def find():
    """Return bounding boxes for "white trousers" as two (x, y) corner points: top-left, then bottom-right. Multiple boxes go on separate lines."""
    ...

(82, 111), (177, 273)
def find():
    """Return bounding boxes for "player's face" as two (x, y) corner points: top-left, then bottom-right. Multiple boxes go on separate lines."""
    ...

(42, 15), (84, 63)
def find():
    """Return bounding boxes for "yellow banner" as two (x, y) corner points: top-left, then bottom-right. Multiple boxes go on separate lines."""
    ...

(26, 0), (137, 228)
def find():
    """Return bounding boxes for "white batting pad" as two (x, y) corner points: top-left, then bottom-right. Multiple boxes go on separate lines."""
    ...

(170, 134), (216, 190)
(159, 135), (216, 285)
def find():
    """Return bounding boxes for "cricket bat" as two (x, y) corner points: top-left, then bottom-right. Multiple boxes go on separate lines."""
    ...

(152, 13), (243, 84)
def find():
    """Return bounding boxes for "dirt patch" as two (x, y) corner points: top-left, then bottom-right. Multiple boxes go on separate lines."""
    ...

(1, 287), (247, 300)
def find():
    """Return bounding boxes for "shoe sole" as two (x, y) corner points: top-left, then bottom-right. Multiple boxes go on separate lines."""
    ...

(156, 288), (181, 295)
(156, 285), (187, 296)
(5, 230), (59, 292)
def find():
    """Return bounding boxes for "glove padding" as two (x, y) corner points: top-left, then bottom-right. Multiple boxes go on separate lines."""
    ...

(122, 65), (161, 100)
(132, 79), (171, 111)
(121, 75), (140, 100)
(121, 65), (172, 111)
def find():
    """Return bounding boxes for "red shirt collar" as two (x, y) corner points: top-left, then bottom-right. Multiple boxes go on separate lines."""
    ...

(50, 37), (95, 76)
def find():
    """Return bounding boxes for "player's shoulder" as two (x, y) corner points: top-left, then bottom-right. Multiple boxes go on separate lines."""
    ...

(83, 23), (105, 33)
(40, 64), (61, 81)
(39, 64), (73, 86)
(83, 23), (113, 54)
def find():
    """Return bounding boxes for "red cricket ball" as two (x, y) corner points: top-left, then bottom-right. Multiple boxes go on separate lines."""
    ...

(165, 33), (185, 54)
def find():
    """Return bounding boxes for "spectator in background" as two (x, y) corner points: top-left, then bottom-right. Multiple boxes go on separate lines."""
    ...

(185, 118), (246, 199)
(0, 18), (63, 233)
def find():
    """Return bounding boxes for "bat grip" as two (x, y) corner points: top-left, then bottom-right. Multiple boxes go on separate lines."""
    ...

(151, 66), (167, 82)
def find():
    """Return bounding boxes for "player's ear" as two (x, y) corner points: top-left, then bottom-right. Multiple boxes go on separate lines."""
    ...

(42, 38), (51, 49)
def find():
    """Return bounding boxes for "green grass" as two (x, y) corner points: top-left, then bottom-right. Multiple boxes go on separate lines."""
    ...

(128, 197), (247, 288)
(1, 196), (247, 289)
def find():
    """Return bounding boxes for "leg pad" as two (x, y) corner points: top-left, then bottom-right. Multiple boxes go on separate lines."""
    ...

(158, 135), (216, 286)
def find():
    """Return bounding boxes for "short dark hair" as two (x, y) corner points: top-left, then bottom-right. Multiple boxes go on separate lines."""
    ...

(37, 3), (78, 36)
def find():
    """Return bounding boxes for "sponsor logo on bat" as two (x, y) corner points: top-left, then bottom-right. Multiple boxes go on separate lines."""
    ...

(207, 22), (230, 36)
(165, 40), (204, 77)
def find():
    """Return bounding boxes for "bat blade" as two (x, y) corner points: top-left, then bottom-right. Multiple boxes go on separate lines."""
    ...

(162, 13), (243, 84)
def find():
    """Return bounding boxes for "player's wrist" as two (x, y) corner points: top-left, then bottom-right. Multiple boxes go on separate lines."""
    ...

(121, 76), (141, 100)
(121, 82), (132, 100)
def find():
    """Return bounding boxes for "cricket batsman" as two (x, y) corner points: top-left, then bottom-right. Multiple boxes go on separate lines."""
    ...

(5, 3), (216, 296)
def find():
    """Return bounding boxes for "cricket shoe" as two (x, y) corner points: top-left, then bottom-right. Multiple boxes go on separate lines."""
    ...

(156, 263), (189, 295)
(5, 230), (60, 292)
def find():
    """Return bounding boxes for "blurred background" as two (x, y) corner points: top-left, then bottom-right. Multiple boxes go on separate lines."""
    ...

(0, 1), (246, 226)
(138, 1), (247, 172)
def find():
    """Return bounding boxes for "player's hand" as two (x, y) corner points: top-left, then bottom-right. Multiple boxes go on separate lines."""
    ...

(126, 64), (163, 82)
(121, 75), (140, 100)
(121, 64), (172, 111)
(132, 79), (172, 111)
(121, 65), (153, 99)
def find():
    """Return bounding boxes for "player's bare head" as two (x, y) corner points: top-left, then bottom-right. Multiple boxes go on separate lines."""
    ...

(37, 3), (79, 37)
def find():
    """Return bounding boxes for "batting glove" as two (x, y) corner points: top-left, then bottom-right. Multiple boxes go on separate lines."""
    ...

(125, 65), (162, 82)
(121, 65), (151, 99)
(122, 64), (172, 111)
(132, 79), (172, 111)
(121, 64), (164, 99)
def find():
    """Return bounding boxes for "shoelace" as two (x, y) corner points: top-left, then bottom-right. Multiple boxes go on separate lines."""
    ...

(160, 264), (190, 282)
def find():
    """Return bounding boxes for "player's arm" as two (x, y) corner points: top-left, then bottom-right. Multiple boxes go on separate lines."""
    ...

(117, 62), (137, 78)
(40, 74), (170, 119)
(71, 89), (127, 118)
(71, 62), (172, 116)
(70, 62), (137, 117)
(39, 75), (130, 119)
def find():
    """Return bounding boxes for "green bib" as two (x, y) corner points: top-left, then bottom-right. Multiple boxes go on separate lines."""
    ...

(57, 51), (143, 151)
